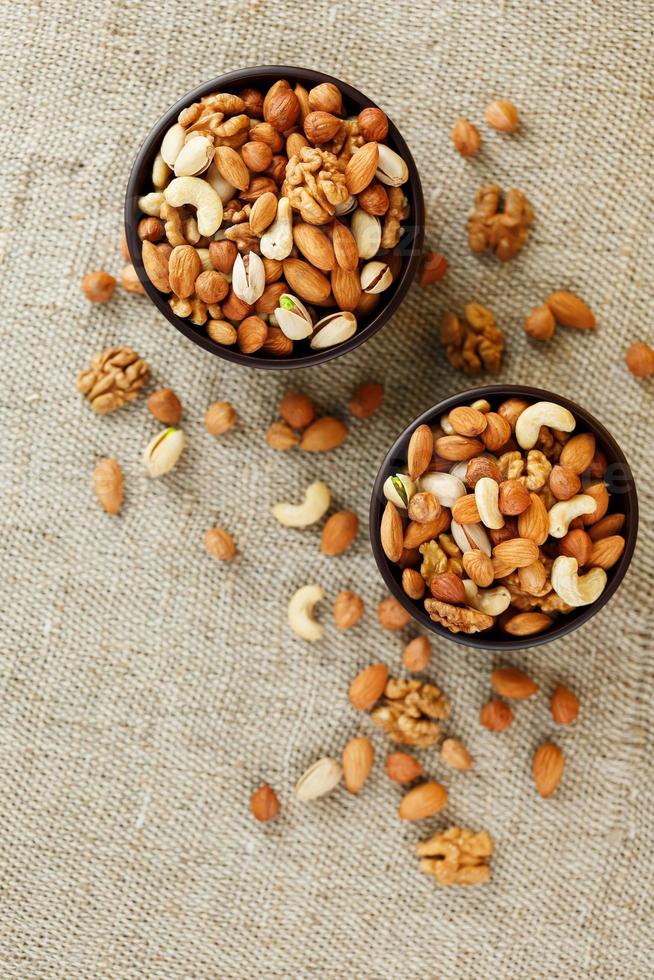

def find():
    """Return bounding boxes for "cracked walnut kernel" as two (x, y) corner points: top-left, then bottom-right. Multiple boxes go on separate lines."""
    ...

(438, 305), (505, 375)
(282, 145), (349, 225)
(424, 599), (495, 634)
(417, 827), (493, 886)
(468, 183), (533, 261)
(371, 678), (451, 748)
(77, 346), (149, 414)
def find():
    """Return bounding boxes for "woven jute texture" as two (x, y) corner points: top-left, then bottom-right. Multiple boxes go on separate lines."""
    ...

(2, 1), (653, 977)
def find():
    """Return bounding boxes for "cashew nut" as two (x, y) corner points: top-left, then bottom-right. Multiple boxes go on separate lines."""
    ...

(418, 471), (466, 508)
(515, 401), (576, 449)
(470, 399), (491, 414)
(288, 584), (325, 642)
(164, 177), (223, 236)
(260, 197), (293, 260)
(475, 477), (505, 530)
(272, 481), (330, 527)
(463, 579), (512, 616)
(160, 123), (186, 168)
(138, 192), (165, 217)
(383, 472), (415, 509)
(551, 556), (607, 607)
(152, 153), (171, 190)
(548, 494), (596, 538)
(451, 519), (492, 556)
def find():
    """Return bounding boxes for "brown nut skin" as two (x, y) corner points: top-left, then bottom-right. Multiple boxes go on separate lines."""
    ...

(550, 685), (579, 725)
(205, 400), (237, 435)
(491, 667), (538, 699)
(333, 591), (364, 630)
(429, 572), (466, 605)
(497, 398), (530, 431)
(451, 117), (481, 156)
(263, 82), (300, 132)
(385, 752), (423, 783)
(358, 107), (389, 142)
(524, 304), (556, 340)
(480, 700), (513, 732)
(195, 270), (230, 305)
(250, 784), (280, 822)
(137, 216), (164, 242)
(485, 99), (520, 133)
(378, 596), (411, 630)
(266, 421), (297, 450)
(309, 82), (343, 115)
(279, 391), (315, 429)
(549, 465), (581, 501)
(348, 663), (388, 711)
(239, 87), (264, 118)
(349, 382), (383, 418)
(320, 511), (359, 556)
(238, 315), (268, 354)
(81, 270), (116, 303)
(402, 568), (425, 601)
(403, 635), (431, 672)
(357, 182), (390, 216)
(209, 240), (238, 275)
(303, 110), (342, 144)
(147, 388), (182, 425)
(498, 479), (531, 515)
(532, 743), (564, 798)
(207, 320), (237, 346)
(466, 456), (502, 487)
(419, 251), (448, 286)
(625, 341), (654, 378)
(241, 140), (273, 172)
(204, 527), (236, 561)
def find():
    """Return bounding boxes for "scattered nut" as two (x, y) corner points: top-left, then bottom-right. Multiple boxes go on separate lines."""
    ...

(439, 304), (505, 375)
(82, 270), (116, 303)
(524, 304), (556, 341)
(385, 752), (423, 783)
(349, 663), (389, 711)
(205, 400), (237, 435)
(300, 417), (348, 452)
(468, 184), (533, 261)
(295, 757), (342, 801)
(266, 421), (298, 450)
(419, 251), (448, 286)
(147, 388), (182, 425)
(399, 782), (448, 820)
(92, 458), (123, 515)
(204, 527), (236, 561)
(333, 591), (364, 629)
(403, 635), (431, 672)
(480, 699), (513, 732)
(485, 99), (519, 133)
(550, 684), (580, 725)
(273, 481), (330, 528)
(279, 391), (315, 429)
(451, 118), (481, 157)
(349, 381), (384, 418)
(625, 341), (654, 378)
(371, 677), (450, 746)
(417, 827), (493, 886)
(342, 736), (374, 794)
(532, 743), (564, 798)
(491, 667), (538, 700)
(377, 596), (411, 630)
(288, 584), (325, 642)
(546, 291), (596, 330)
(321, 511), (359, 555)
(440, 738), (473, 771)
(77, 347), (149, 414)
(250, 784), (280, 822)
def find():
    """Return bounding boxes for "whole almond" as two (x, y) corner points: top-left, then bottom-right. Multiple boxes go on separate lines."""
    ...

(434, 435), (484, 461)
(403, 635), (431, 671)
(588, 513), (625, 541)
(589, 534), (625, 569)
(549, 465), (581, 501)
(517, 493), (549, 545)
(430, 572), (466, 604)
(480, 413), (512, 452)
(532, 743), (564, 797)
(399, 781), (448, 821)
(300, 416), (348, 452)
(249, 191), (278, 236)
(238, 315), (268, 354)
(205, 400), (237, 435)
(141, 240), (170, 292)
(293, 222), (336, 271)
(321, 511), (359, 555)
(378, 596), (411, 630)
(449, 406), (488, 437)
(279, 391), (314, 429)
(92, 457), (123, 514)
(204, 527), (236, 561)
(214, 145), (250, 191)
(403, 515), (449, 549)
(147, 388), (182, 425)
(168, 245), (201, 298)
(407, 492), (441, 524)
(332, 220), (359, 271)
(559, 528), (593, 565)
(491, 667), (538, 700)
(626, 340), (654, 378)
(331, 266), (361, 311)
(524, 304), (556, 340)
(402, 568), (425, 600)
(546, 291), (596, 330)
(266, 421), (297, 450)
(349, 381), (383, 418)
(408, 424), (434, 479)
(452, 494), (481, 525)
(283, 258), (331, 305)
(345, 142), (380, 194)
(502, 612), (553, 636)
(582, 482), (610, 526)
(348, 663), (388, 711)
(386, 752), (423, 783)
(419, 251), (448, 286)
(333, 591), (364, 630)
(342, 736), (374, 794)
(480, 699), (513, 732)
(462, 549), (494, 587)
(250, 784), (280, 822)
(381, 500), (403, 562)
(559, 433), (596, 474)
(440, 738), (473, 771)
(493, 537), (539, 569)
(550, 685), (579, 725)
(518, 560), (547, 595)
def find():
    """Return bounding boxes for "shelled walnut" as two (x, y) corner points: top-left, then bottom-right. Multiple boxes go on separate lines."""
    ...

(371, 678), (450, 747)
(438, 303), (505, 375)
(468, 184), (533, 261)
(417, 828), (493, 886)
(76, 346), (149, 414)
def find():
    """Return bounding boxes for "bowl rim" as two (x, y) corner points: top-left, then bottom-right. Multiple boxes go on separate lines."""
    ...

(124, 64), (425, 370)
(369, 383), (639, 650)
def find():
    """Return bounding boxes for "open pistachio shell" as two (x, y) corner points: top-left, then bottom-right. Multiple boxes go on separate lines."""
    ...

(309, 312), (357, 349)
(275, 294), (313, 340)
(375, 144), (409, 186)
(360, 260), (393, 294)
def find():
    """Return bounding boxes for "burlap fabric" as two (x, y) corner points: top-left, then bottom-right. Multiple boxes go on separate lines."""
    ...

(2, 1), (653, 977)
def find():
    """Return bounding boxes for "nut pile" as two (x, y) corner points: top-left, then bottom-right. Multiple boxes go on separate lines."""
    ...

(134, 78), (411, 356)
(380, 395), (625, 637)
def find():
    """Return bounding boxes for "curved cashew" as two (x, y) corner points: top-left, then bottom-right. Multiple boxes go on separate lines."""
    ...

(475, 477), (505, 530)
(160, 123), (186, 168)
(548, 494), (596, 538)
(288, 584), (325, 642)
(260, 197), (293, 260)
(418, 471), (466, 508)
(551, 556), (607, 607)
(138, 192), (165, 217)
(383, 472), (416, 509)
(515, 401), (576, 449)
(451, 519), (492, 556)
(164, 177), (223, 236)
(463, 579), (512, 616)
(272, 481), (330, 527)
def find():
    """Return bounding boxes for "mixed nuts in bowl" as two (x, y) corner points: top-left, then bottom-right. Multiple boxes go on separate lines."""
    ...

(125, 66), (424, 368)
(370, 385), (638, 649)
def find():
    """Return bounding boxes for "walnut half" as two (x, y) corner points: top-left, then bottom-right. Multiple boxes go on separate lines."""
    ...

(417, 827), (493, 886)
(424, 599), (495, 634)
(371, 678), (450, 748)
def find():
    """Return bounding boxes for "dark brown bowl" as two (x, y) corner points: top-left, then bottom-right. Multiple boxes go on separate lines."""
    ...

(370, 385), (638, 650)
(124, 66), (424, 369)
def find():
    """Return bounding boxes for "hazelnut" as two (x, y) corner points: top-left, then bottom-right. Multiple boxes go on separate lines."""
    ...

(237, 315), (268, 354)
(137, 216), (164, 242)
(266, 421), (297, 450)
(222, 289), (254, 322)
(466, 456), (502, 487)
(204, 527), (236, 561)
(147, 388), (182, 425)
(250, 784), (280, 822)
(377, 596), (411, 630)
(81, 270), (116, 303)
(308, 82), (343, 115)
(286, 132), (309, 158)
(357, 182), (389, 216)
(279, 391), (315, 429)
(209, 240), (238, 275)
(121, 264), (145, 294)
(241, 140), (273, 172)
(485, 99), (520, 133)
(194, 270), (230, 305)
(239, 87), (264, 119)
(403, 635), (431, 672)
(524, 304), (556, 341)
(333, 590), (364, 629)
(625, 341), (654, 378)
(267, 154), (288, 185)
(419, 252), (448, 287)
(498, 479), (531, 516)
(549, 465), (581, 501)
(358, 107), (389, 142)
(349, 381), (383, 419)
(451, 118), (481, 157)
(205, 400), (237, 435)
(407, 492), (441, 524)
(263, 82), (300, 132)
(303, 110), (341, 144)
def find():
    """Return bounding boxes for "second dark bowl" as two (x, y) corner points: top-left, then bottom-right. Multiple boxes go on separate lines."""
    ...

(370, 385), (638, 650)
(125, 65), (425, 369)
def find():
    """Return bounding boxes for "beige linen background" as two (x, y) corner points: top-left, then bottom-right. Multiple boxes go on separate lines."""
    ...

(1, 1), (653, 977)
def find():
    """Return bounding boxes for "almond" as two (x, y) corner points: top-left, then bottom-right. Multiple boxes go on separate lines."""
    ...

(141, 240), (170, 292)
(266, 421), (297, 450)
(480, 699), (513, 731)
(283, 258), (331, 304)
(462, 549), (494, 588)
(546, 291), (595, 330)
(408, 424), (435, 479)
(582, 482), (610, 525)
(480, 413), (512, 452)
(524, 304), (556, 340)
(386, 752), (423, 783)
(279, 391), (314, 429)
(403, 514), (449, 549)
(407, 492), (441, 524)
(147, 388), (182, 425)
(381, 500), (404, 562)
(332, 220), (359, 271)
(588, 513), (625, 541)
(342, 736), (374, 794)
(250, 784), (280, 822)
(349, 663), (388, 711)
(430, 572), (466, 604)
(559, 432), (596, 474)
(333, 591), (364, 630)
(550, 685), (579, 725)
(518, 560), (547, 595)
(452, 494), (481, 525)
(402, 635), (431, 671)
(532, 743), (564, 797)
(448, 406), (488, 437)
(559, 528), (593, 565)
(549, 465), (581, 501)
(589, 534), (625, 569)
(345, 141), (379, 194)
(168, 245), (201, 298)
(249, 191), (278, 235)
(207, 319), (237, 345)
(320, 511), (359, 555)
(237, 315), (268, 353)
(502, 611), (553, 636)
(292, 222), (336, 271)
(300, 416), (348, 452)
(434, 435), (484, 461)
(402, 568), (425, 600)
(303, 110), (341, 144)
(262, 328), (292, 357)
(378, 596), (411, 630)
(517, 493), (549, 545)
(92, 457), (123, 514)
(214, 145), (250, 191)
(331, 266), (361, 311)
(491, 667), (539, 700)
(255, 282), (287, 315)
(399, 781), (448, 821)
(204, 527), (236, 561)
(498, 479), (531, 515)
(349, 381), (383, 418)
(440, 738), (472, 771)
(492, 537), (539, 569)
